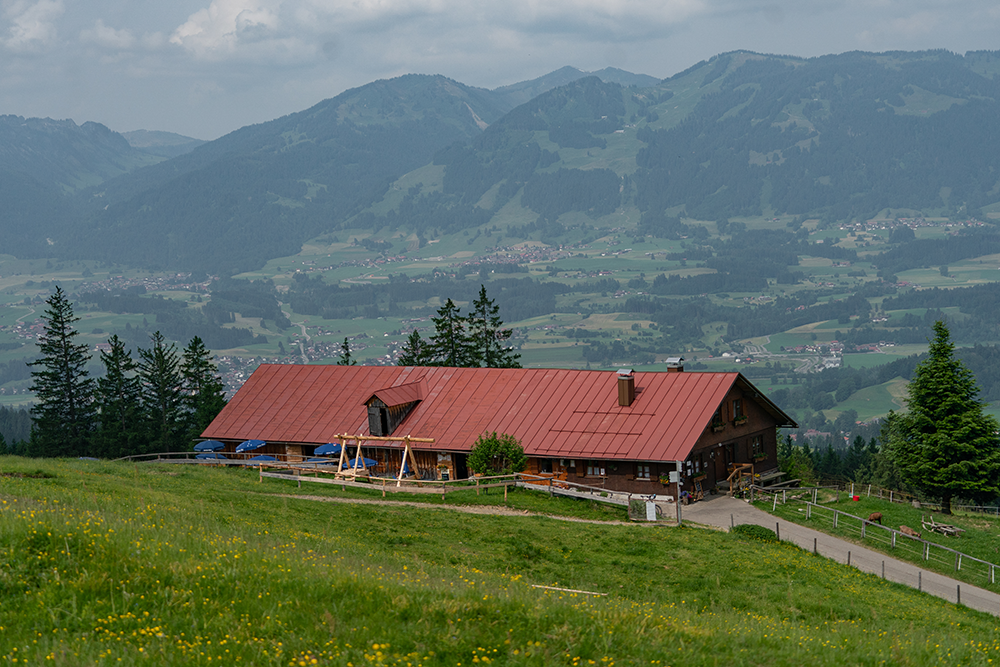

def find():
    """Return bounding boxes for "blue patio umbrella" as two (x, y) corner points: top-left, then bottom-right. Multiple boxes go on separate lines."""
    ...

(343, 457), (378, 469)
(314, 443), (342, 456)
(307, 458), (340, 465)
(248, 454), (277, 462)
(194, 440), (225, 452)
(196, 452), (228, 460)
(236, 439), (266, 453)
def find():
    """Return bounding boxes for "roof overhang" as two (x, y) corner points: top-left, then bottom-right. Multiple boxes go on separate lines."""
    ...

(735, 373), (798, 428)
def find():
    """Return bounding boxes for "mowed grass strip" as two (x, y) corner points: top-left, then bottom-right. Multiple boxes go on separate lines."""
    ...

(759, 493), (1000, 593)
(0, 458), (998, 665)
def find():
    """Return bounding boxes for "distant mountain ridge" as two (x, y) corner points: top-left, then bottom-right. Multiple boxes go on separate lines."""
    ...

(3, 53), (1000, 274)
(122, 130), (207, 159)
(62, 74), (511, 273)
(490, 66), (661, 108)
(0, 115), (159, 194)
(356, 49), (1000, 246)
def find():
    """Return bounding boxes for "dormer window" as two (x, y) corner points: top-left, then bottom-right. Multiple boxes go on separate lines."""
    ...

(364, 378), (425, 436)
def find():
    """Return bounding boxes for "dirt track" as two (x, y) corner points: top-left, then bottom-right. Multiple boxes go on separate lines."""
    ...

(278, 493), (634, 525)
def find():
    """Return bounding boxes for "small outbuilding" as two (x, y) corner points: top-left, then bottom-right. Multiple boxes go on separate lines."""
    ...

(201, 363), (796, 497)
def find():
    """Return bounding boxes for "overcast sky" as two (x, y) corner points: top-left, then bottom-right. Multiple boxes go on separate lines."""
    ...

(1, 0), (997, 140)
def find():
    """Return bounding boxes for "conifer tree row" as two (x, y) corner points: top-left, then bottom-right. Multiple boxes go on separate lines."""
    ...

(28, 287), (227, 458)
(398, 285), (521, 368)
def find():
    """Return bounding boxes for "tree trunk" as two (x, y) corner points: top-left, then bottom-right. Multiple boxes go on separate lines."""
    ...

(941, 494), (952, 515)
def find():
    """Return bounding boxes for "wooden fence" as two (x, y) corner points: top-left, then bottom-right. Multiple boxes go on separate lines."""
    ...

(803, 502), (999, 587)
(112, 452), (637, 507)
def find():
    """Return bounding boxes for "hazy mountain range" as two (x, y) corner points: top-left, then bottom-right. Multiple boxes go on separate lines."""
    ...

(2, 50), (1000, 274)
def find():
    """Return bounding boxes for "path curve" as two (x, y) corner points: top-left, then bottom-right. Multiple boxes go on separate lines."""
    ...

(683, 495), (1000, 616)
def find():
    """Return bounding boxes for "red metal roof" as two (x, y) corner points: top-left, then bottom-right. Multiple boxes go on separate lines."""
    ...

(203, 365), (788, 462)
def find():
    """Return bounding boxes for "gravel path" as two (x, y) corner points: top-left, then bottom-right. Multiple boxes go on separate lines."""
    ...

(278, 493), (633, 525)
(684, 494), (1000, 616)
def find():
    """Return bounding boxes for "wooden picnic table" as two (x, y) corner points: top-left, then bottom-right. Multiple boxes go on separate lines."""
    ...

(921, 515), (966, 537)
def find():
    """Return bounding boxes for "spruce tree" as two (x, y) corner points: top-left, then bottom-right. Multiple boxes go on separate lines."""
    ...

(28, 286), (95, 456)
(181, 336), (227, 443)
(428, 298), (472, 367)
(138, 331), (184, 452)
(337, 338), (357, 366)
(885, 320), (1000, 513)
(397, 330), (431, 366)
(94, 335), (142, 458)
(467, 285), (521, 368)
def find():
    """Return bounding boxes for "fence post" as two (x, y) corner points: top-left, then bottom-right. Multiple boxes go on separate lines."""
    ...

(783, 489), (786, 504)
(813, 488), (817, 504)
(504, 481), (508, 502)
(807, 503), (811, 520)
(956, 553), (961, 571)
(867, 484), (871, 497)
(813, 537), (817, 554)
(772, 494), (778, 511)
(476, 477), (480, 497)
(851, 482), (854, 496)
(442, 481), (446, 501)
(919, 571), (922, 591)
(992, 564), (995, 585)
(548, 478), (553, 498)
(861, 520), (866, 539)
(892, 532), (896, 549)
(957, 585), (961, 605)
(731, 513), (734, 529)
(882, 561), (885, 579)
(776, 522), (780, 541)
(890, 490), (893, 503)
(848, 550), (851, 566)
(833, 510), (838, 528)
(924, 542), (929, 561)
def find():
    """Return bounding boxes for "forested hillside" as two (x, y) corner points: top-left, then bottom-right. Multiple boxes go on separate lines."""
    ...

(356, 50), (1000, 248)
(3, 50), (999, 276)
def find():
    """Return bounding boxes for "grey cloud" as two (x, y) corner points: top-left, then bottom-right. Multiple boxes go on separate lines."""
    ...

(0, 0), (999, 139)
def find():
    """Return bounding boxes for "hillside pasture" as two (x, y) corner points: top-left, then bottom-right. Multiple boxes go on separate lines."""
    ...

(2, 458), (1000, 665)
(762, 494), (1000, 595)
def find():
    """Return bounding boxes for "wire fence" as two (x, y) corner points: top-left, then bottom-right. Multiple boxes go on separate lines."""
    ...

(113, 452), (635, 507)
(803, 502), (999, 587)
(753, 478), (1000, 515)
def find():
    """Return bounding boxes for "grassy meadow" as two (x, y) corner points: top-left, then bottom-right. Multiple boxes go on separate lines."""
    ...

(758, 493), (1000, 595)
(2, 458), (1000, 665)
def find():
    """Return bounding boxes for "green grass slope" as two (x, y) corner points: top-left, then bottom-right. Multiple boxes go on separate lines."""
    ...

(760, 493), (1000, 594)
(1, 458), (999, 665)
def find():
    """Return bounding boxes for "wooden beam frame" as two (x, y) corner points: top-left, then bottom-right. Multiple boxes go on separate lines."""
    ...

(328, 433), (435, 481)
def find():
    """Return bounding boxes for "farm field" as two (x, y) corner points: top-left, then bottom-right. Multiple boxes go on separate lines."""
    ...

(4, 217), (1000, 431)
(2, 458), (1000, 665)
(758, 494), (1000, 595)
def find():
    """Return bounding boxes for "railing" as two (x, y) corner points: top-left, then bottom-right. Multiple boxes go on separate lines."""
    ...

(803, 502), (999, 587)
(111, 453), (638, 507)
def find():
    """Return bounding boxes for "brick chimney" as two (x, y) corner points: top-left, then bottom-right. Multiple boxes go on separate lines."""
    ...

(617, 368), (635, 406)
